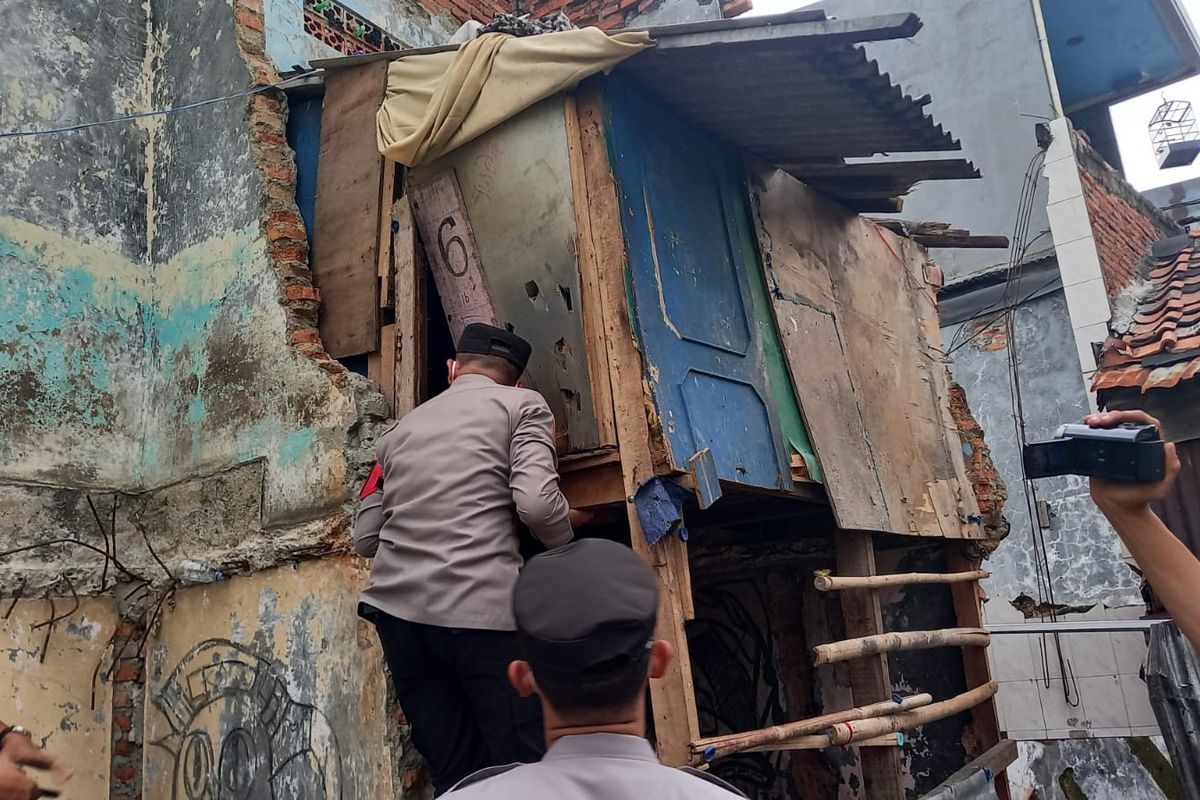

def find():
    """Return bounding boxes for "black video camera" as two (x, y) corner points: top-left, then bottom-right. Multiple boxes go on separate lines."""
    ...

(1023, 422), (1166, 482)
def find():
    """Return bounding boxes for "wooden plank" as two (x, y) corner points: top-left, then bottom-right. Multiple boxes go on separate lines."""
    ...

(576, 83), (699, 765)
(749, 162), (982, 539)
(378, 164), (397, 310)
(836, 532), (904, 799)
(813, 628), (990, 666)
(815, 570), (990, 591)
(408, 169), (496, 342)
(923, 740), (1017, 798)
(563, 94), (619, 448)
(392, 198), (424, 416)
(311, 61), (389, 358)
(560, 462), (625, 509)
(948, 544), (1010, 800)
(379, 324), (396, 412)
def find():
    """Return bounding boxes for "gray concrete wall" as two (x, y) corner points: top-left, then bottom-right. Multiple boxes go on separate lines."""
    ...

(945, 289), (1139, 610)
(819, 0), (1058, 280)
(0, 0), (150, 490)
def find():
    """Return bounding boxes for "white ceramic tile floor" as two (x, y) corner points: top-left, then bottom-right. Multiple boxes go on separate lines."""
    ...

(996, 680), (1045, 733)
(1079, 674), (1131, 729)
(1120, 673), (1159, 728)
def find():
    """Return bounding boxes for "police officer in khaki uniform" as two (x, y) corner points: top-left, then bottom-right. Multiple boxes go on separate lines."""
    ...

(354, 323), (583, 795)
(446, 538), (747, 799)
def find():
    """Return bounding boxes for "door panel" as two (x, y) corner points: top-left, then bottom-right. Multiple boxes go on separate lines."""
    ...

(605, 80), (791, 491)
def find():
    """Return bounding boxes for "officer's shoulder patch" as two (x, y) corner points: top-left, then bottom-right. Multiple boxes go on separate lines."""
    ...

(678, 766), (749, 797)
(447, 763), (522, 792)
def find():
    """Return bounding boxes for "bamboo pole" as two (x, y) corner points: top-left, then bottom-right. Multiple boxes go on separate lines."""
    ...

(813, 628), (990, 666)
(825, 681), (999, 745)
(690, 693), (932, 763)
(745, 733), (902, 753)
(814, 570), (989, 592)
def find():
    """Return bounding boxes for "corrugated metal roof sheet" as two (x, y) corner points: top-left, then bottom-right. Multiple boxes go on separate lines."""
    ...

(1094, 232), (1200, 393)
(313, 9), (980, 212)
(617, 10), (979, 211)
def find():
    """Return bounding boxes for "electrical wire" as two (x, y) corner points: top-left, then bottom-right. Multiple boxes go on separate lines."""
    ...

(998, 147), (1080, 706)
(0, 72), (318, 139)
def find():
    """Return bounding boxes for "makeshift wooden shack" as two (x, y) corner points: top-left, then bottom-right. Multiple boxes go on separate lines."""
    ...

(300, 10), (1015, 798)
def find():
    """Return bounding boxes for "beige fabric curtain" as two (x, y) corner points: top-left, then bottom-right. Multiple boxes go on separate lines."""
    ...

(376, 28), (652, 167)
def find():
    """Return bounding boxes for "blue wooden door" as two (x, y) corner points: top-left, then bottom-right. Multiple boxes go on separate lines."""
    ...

(605, 80), (792, 491)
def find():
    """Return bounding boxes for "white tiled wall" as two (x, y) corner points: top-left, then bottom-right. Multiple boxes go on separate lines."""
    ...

(984, 599), (1158, 740)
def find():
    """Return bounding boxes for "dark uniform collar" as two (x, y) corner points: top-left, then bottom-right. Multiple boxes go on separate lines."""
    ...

(543, 733), (658, 763)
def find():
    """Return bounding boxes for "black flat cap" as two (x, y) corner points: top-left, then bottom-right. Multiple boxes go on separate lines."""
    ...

(514, 539), (658, 677)
(456, 323), (532, 372)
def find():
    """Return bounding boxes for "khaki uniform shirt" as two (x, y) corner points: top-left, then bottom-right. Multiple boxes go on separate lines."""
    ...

(445, 733), (745, 798)
(354, 374), (573, 630)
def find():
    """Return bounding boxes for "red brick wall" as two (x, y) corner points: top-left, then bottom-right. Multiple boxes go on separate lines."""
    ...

(948, 382), (1008, 543)
(235, 0), (348, 388)
(421, 0), (509, 27)
(108, 604), (148, 800)
(1074, 131), (1178, 302)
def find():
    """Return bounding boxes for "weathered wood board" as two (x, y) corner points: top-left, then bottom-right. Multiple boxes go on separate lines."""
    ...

(311, 62), (390, 358)
(749, 164), (982, 538)
(407, 169), (497, 339)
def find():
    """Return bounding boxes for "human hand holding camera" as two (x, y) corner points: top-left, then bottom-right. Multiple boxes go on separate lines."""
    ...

(1085, 410), (1181, 516)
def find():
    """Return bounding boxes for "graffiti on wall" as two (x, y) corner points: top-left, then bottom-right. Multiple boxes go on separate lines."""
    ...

(689, 579), (795, 799)
(152, 639), (342, 800)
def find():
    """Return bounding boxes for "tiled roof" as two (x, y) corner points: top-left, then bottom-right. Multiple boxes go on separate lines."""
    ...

(1093, 232), (1200, 393)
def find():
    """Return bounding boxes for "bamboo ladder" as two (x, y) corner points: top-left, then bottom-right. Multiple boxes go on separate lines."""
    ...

(688, 535), (1006, 800)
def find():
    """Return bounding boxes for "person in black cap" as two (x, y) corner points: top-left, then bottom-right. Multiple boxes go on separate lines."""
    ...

(354, 323), (590, 794)
(445, 539), (746, 799)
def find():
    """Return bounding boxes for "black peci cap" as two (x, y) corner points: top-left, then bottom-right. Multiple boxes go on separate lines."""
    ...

(513, 539), (658, 678)
(456, 323), (533, 372)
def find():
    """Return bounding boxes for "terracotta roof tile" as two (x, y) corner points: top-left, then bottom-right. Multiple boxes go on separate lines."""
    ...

(1094, 236), (1200, 393)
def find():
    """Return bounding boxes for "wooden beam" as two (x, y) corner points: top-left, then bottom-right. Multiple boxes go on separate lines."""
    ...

(746, 733), (902, 753)
(691, 693), (931, 764)
(814, 628), (990, 667)
(826, 681), (999, 745)
(311, 61), (390, 358)
(560, 461), (625, 509)
(392, 197), (425, 416)
(949, 544), (1010, 800)
(815, 570), (990, 592)
(575, 83), (699, 766)
(643, 12), (923, 50)
(836, 532), (904, 799)
(368, 324), (397, 413)
(923, 740), (1018, 798)
(563, 95), (619, 449)
(378, 163), (397, 310)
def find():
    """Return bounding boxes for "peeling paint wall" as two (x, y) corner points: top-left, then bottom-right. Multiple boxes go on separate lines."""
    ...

(143, 558), (400, 799)
(0, 597), (118, 799)
(0, 1), (149, 490)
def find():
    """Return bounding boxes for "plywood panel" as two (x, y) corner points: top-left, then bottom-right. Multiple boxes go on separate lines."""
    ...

(749, 164), (982, 538)
(410, 98), (604, 452)
(311, 62), (389, 358)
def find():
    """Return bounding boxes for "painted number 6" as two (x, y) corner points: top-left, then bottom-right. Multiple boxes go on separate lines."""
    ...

(437, 215), (469, 277)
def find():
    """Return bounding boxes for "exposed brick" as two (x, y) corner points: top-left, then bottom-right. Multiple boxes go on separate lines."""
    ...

(235, 9), (265, 33)
(114, 713), (133, 733)
(290, 328), (322, 345)
(254, 128), (289, 148)
(113, 663), (140, 682)
(286, 285), (321, 302)
(115, 621), (137, 638)
(113, 739), (136, 757)
(114, 764), (138, 782)
(112, 687), (133, 708)
(263, 162), (297, 182)
(271, 240), (310, 263)
(267, 213), (308, 243)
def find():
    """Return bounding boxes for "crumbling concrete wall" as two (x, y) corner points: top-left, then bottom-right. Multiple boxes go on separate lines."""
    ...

(0, 597), (119, 798)
(142, 558), (400, 799)
(0, 0), (149, 491)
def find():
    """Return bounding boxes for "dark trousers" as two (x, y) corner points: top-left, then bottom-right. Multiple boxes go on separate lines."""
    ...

(364, 606), (546, 795)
